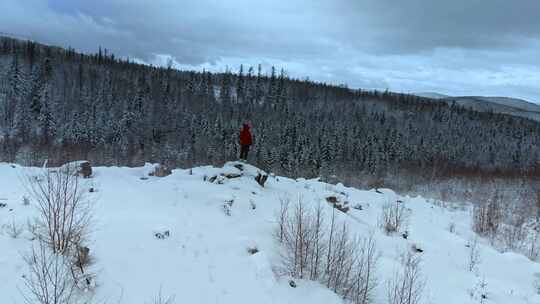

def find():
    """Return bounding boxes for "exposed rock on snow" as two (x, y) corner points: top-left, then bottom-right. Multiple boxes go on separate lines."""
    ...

(60, 160), (92, 178)
(149, 164), (172, 177)
(153, 228), (171, 240)
(255, 172), (268, 187)
(325, 196), (350, 213)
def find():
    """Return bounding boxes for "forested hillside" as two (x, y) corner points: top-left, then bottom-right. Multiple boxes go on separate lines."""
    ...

(0, 37), (539, 184)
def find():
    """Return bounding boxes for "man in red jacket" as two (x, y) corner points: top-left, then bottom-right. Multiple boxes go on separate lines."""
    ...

(239, 123), (252, 161)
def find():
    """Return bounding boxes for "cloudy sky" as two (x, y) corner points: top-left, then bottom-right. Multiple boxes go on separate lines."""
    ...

(1, 0), (539, 103)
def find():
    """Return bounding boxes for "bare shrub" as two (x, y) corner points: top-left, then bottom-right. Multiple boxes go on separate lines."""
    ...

(472, 190), (502, 237)
(325, 219), (357, 295)
(499, 210), (527, 251)
(68, 241), (94, 289)
(27, 218), (40, 240)
(534, 273), (540, 294)
(22, 240), (76, 304)
(536, 190), (540, 223)
(387, 251), (425, 304)
(147, 287), (175, 304)
(347, 233), (379, 304)
(25, 166), (92, 254)
(380, 200), (408, 234)
(4, 220), (23, 238)
(448, 221), (456, 233)
(527, 227), (540, 261)
(277, 199), (324, 279)
(276, 197), (291, 243)
(276, 199), (379, 304)
(467, 237), (481, 272)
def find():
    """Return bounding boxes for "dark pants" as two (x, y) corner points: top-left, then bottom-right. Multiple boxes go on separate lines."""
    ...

(240, 145), (250, 160)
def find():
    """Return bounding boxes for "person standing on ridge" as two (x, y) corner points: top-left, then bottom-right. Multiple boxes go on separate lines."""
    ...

(239, 123), (252, 161)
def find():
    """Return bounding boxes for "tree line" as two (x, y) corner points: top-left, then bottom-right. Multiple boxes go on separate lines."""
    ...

(0, 36), (539, 184)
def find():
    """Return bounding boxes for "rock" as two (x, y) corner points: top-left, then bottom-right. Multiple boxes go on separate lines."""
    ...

(79, 161), (92, 178)
(154, 230), (170, 240)
(233, 164), (244, 171)
(247, 246), (259, 255)
(223, 173), (242, 179)
(326, 196), (349, 213)
(412, 244), (424, 253)
(222, 203), (232, 216)
(336, 205), (350, 213)
(289, 280), (297, 288)
(208, 172), (241, 184)
(208, 175), (227, 184)
(150, 164), (172, 177)
(326, 196), (338, 204)
(255, 173), (269, 187)
(0, 203), (7, 208)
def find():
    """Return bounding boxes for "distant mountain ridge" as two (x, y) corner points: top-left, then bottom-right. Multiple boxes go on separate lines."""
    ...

(415, 93), (540, 121)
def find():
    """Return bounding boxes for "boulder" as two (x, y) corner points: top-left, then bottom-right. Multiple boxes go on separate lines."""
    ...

(79, 161), (92, 178)
(61, 161), (92, 178)
(223, 173), (242, 179)
(233, 163), (244, 171)
(247, 246), (259, 255)
(411, 243), (424, 253)
(154, 230), (170, 240)
(255, 173), (269, 187)
(326, 196), (338, 204)
(207, 172), (242, 184)
(325, 196), (350, 213)
(150, 164), (172, 177)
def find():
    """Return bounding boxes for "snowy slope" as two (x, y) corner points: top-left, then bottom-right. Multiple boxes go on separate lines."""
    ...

(414, 92), (540, 121)
(414, 92), (450, 99)
(1, 162), (540, 304)
(446, 96), (540, 121)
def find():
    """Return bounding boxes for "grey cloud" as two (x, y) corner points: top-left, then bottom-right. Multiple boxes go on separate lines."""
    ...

(0, 0), (539, 103)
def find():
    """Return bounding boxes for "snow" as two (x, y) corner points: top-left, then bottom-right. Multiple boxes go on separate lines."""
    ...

(1, 161), (540, 303)
(414, 92), (450, 99)
(414, 93), (540, 121)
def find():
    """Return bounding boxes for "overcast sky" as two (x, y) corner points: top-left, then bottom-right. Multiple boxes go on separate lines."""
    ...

(1, 0), (539, 103)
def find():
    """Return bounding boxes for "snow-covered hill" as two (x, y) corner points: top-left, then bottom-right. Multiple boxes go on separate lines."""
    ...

(1, 162), (540, 303)
(414, 92), (450, 99)
(445, 96), (540, 121)
(414, 93), (540, 121)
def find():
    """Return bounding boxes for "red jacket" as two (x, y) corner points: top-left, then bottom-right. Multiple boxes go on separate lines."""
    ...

(239, 124), (252, 146)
